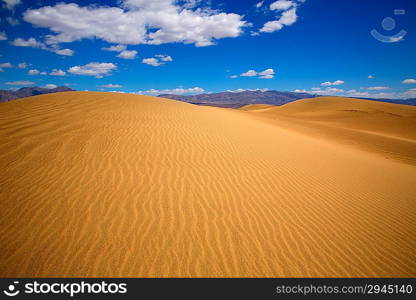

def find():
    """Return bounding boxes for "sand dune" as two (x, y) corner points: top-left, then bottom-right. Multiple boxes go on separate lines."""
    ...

(242, 97), (416, 166)
(0, 92), (415, 277)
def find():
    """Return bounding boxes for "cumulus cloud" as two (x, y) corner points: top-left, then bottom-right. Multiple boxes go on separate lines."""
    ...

(367, 86), (389, 90)
(101, 84), (122, 88)
(321, 80), (344, 86)
(241, 70), (257, 77)
(68, 62), (117, 78)
(117, 50), (138, 59)
(142, 58), (162, 67)
(142, 55), (173, 66)
(293, 89), (308, 93)
(155, 54), (173, 62)
(11, 37), (44, 48)
(240, 68), (275, 79)
(402, 78), (416, 84)
(258, 68), (275, 79)
(0, 62), (13, 71)
(17, 62), (28, 69)
(347, 89), (371, 98)
(50, 69), (66, 76)
(309, 87), (344, 95)
(270, 0), (295, 11)
(23, 1), (247, 48)
(256, 1), (264, 8)
(230, 75), (238, 79)
(102, 45), (127, 52)
(138, 87), (205, 95)
(6, 80), (34, 85)
(44, 84), (57, 89)
(260, 0), (302, 34)
(2, 0), (21, 10)
(28, 69), (40, 75)
(11, 37), (74, 56)
(54, 48), (74, 56)
(0, 31), (7, 41)
(368, 75), (374, 79)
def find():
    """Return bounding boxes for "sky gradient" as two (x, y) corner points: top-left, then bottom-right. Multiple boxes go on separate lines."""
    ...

(0, 0), (416, 99)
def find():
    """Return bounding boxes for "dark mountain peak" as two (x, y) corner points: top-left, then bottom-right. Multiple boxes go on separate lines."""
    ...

(0, 86), (74, 103)
(158, 90), (317, 108)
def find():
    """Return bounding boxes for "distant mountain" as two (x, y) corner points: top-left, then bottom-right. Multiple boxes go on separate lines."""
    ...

(158, 90), (416, 108)
(0, 86), (74, 103)
(158, 90), (316, 108)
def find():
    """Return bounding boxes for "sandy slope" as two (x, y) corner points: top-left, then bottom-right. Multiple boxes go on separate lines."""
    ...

(0, 92), (415, 277)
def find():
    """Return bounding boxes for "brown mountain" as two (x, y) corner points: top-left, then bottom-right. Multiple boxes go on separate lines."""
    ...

(0, 86), (74, 103)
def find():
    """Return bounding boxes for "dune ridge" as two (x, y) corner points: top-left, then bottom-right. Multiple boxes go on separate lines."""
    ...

(0, 92), (415, 277)
(242, 97), (416, 166)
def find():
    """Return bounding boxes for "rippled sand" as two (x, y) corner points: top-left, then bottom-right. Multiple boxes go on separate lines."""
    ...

(1, 92), (415, 277)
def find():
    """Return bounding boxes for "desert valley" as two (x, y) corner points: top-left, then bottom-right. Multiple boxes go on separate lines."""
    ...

(0, 91), (415, 277)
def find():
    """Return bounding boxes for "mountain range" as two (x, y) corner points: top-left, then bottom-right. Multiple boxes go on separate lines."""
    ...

(0, 86), (74, 103)
(1, 87), (415, 107)
(158, 90), (316, 108)
(159, 90), (416, 108)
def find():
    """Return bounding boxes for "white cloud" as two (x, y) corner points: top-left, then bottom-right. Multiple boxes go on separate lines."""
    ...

(101, 84), (122, 88)
(0, 31), (7, 41)
(260, 7), (298, 33)
(368, 75), (374, 79)
(138, 87), (205, 95)
(17, 62), (28, 69)
(230, 75), (238, 79)
(44, 84), (57, 89)
(28, 69), (40, 75)
(6, 80), (34, 86)
(142, 58), (162, 67)
(102, 44), (127, 52)
(50, 69), (66, 76)
(155, 54), (172, 62)
(321, 80), (344, 86)
(402, 78), (416, 84)
(142, 55), (173, 66)
(270, 0), (295, 11)
(0, 62), (13, 70)
(293, 89), (308, 93)
(239, 68), (275, 79)
(346, 88), (416, 100)
(367, 86), (389, 91)
(400, 88), (416, 99)
(68, 62), (117, 78)
(347, 89), (370, 97)
(241, 70), (258, 77)
(311, 87), (344, 95)
(117, 50), (138, 59)
(54, 48), (74, 56)
(11, 37), (74, 56)
(11, 37), (45, 48)
(258, 68), (275, 79)
(23, 2), (246, 48)
(2, 0), (21, 10)
(256, 1), (264, 8)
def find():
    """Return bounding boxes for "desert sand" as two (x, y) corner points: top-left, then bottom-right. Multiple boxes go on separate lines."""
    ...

(0, 92), (415, 277)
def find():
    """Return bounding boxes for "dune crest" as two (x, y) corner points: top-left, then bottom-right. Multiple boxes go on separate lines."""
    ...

(242, 96), (416, 165)
(1, 92), (415, 277)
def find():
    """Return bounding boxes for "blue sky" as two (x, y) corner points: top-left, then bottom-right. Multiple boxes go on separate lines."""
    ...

(0, 0), (416, 99)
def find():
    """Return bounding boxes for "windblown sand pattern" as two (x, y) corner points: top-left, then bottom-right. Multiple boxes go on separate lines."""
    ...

(1, 92), (415, 277)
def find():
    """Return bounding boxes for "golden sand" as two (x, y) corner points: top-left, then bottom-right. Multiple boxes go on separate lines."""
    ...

(1, 92), (415, 277)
